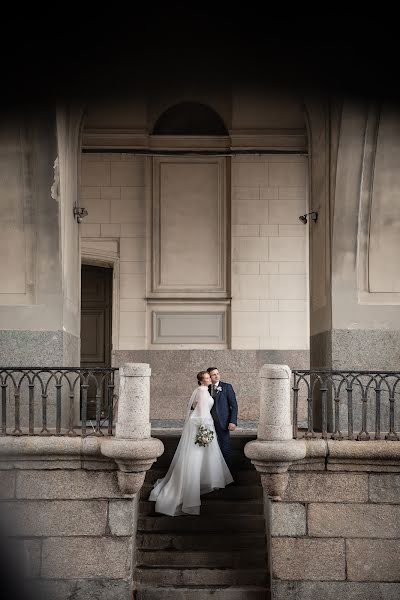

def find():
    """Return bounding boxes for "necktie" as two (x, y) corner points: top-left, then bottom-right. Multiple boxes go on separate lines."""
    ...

(211, 385), (217, 418)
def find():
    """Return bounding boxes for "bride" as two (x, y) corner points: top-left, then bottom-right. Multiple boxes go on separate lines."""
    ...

(149, 370), (233, 516)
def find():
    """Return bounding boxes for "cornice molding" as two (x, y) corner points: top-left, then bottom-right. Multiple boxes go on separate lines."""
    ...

(229, 128), (307, 151)
(81, 128), (308, 152)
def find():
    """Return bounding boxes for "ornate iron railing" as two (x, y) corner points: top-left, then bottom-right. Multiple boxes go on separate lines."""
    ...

(0, 368), (118, 436)
(292, 370), (400, 440)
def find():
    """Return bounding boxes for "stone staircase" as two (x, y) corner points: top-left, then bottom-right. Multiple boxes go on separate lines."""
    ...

(134, 435), (270, 599)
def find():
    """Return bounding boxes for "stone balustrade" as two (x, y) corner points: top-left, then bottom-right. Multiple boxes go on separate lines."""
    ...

(0, 363), (163, 600)
(245, 364), (400, 600)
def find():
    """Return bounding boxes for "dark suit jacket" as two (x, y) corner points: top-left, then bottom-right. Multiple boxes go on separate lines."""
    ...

(208, 381), (238, 430)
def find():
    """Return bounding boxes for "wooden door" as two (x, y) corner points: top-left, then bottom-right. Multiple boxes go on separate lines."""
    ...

(80, 265), (112, 421)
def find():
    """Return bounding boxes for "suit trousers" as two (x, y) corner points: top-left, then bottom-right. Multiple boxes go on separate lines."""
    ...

(213, 418), (232, 472)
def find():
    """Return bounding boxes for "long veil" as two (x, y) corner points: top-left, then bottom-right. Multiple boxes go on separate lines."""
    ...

(149, 387), (202, 503)
(184, 387), (214, 423)
(184, 388), (199, 422)
(149, 386), (233, 515)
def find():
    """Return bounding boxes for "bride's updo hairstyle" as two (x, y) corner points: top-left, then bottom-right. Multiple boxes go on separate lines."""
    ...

(197, 371), (207, 385)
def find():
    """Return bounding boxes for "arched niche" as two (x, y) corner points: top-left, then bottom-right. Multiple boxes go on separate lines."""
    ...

(152, 101), (228, 136)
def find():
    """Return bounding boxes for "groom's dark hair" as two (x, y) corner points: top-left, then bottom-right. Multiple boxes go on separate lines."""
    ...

(207, 367), (218, 373)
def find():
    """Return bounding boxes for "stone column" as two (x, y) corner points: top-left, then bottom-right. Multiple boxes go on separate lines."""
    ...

(309, 101), (400, 374)
(258, 364), (292, 441)
(116, 363), (151, 439)
(0, 104), (83, 369)
(101, 363), (163, 496)
(245, 364), (305, 500)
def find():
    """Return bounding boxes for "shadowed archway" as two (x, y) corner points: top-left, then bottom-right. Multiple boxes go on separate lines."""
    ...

(153, 101), (228, 135)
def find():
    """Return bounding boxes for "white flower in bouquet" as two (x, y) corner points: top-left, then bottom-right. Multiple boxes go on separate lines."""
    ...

(195, 425), (214, 447)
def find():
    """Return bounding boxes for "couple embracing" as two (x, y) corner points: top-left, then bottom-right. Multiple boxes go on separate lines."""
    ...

(149, 367), (238, 516)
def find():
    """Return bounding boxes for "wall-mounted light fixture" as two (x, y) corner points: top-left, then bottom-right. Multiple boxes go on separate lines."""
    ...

(299, 211), (318, 224)
(73, 206), (88, 223)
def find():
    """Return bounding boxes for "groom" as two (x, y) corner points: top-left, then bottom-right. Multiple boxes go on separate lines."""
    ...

(207, 367), (238, 471)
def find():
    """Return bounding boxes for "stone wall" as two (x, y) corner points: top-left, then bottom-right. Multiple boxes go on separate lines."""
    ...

(113, 349), (309, 421)
(0, 359), (273, 600)
(0, 445), (139, 599)
(0, 360), (163, 600)
(265, 445), (400, 599)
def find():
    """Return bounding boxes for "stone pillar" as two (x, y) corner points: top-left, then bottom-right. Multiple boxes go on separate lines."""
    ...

(258, 364), (292, 441)
(245, 364), (305, 500)
(116, 363), (151, 439)
(0, 104), (84, 369)
(308, 100), (400, 373)
(245, 363), (306, 598)
(101, 363), (163, 496)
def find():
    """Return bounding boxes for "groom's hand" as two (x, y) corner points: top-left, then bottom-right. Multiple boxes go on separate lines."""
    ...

(228, 423), (237, 431)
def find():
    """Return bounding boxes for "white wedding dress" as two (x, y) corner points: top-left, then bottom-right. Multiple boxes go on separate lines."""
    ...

(149, 385), (233, 516)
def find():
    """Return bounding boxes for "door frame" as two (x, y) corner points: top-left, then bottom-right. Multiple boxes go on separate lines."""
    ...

(80, 250), (120, 359)
(77, 251), (119, 427)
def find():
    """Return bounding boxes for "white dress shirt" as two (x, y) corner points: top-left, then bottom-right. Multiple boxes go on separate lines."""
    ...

(212, 381), (220, 393)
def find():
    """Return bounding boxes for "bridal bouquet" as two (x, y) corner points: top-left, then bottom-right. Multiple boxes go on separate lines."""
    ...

(195, 425), (214, 447)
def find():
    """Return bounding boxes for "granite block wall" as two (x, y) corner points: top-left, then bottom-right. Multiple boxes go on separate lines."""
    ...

(0, 459), (139, 600)
(268, 466), (400, 599)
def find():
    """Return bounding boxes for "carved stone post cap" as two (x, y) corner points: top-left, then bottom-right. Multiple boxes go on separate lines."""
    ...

(260, 472), (290, 501)
(101, 437), (164, 461)
(101, 437), (164, 496)
(120, 363), (151, 377)
(244, 439), (307, 463)
(259, 364), (291, 379)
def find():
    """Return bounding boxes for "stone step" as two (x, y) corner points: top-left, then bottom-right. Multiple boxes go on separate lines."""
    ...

(141, 483), (263, 501)
(135, 567), (268, 587)
(138, 514), (265, 533)
(152, 437), (255, 467)
(154, 454), (252, 471)
(145, 462), (257, 476)
(204, 484), (263, 500)
(145, 469), (260, 486)
(140, 499), (263, 516)
(136, 532), (266, 551)
(136, 585), (270, 599)
(137, 549), (266, 568)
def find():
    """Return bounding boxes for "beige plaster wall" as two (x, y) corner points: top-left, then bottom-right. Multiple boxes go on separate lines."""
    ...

(231, 155), (309, 350)
(80, 153), (309, 351)
(80, 154), (147, 351)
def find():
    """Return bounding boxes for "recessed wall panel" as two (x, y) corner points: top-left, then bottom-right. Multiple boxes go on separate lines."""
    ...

(152, 157), (226, 294)
(152, 311), (225, 344)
